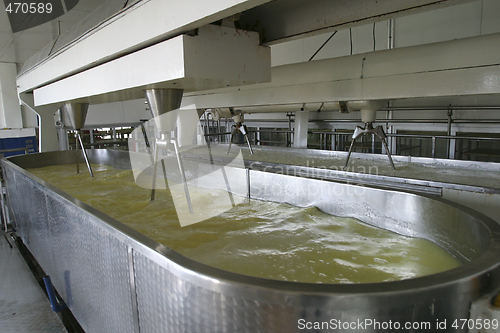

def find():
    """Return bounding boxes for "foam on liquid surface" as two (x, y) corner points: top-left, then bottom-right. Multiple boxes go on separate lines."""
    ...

(29, 163), (461, 284)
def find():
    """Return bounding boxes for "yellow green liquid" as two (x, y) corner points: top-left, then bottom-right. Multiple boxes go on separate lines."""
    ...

(29, 163), (461, 284)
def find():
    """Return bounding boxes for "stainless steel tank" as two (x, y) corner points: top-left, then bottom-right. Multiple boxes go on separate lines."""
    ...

(3, 149), (500, 333)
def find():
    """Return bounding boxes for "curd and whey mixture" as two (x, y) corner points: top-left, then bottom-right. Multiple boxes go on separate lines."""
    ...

(29, 163), (461, 284)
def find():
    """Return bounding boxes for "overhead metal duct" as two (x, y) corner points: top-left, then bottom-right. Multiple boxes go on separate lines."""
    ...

(16, 0), (273, 95)
(183, 32), (500, 109)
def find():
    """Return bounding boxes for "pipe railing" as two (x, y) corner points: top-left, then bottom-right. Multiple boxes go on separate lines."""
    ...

(0, 147), (30, 155)
(201, 125), (500, 161)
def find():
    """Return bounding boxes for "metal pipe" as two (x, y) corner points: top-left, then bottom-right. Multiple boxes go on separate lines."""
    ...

(387, 134), (500, 141)
(43, 276), (66, 313)
(432, 137), (436, 158)
(0, 147), (30, 154)
(308, 31), (337, 61)
(112, 128), (117, 150)
(77, 132), (94, 177)
(90, 129), (95, 151)
(382, 106), (500, 111)
(82, 140), (128, 147)
(204, 111), (211, 145)
(217, 120), (221, 143)
(244, 134), (254, 154)
(447, 108), (453, 159)
(254, 129), (295, 133)
(255, 140), (289, 145)
(246, 118), (500, 124)
(205, 132), (232, 136)
(171, 139), (194, 214)
(150, 142), (159, 201)
(388, 19), (395, 50)
(371, 133), (375, 153)
(1, 183), (9, 232)
(75, 131), (80, 174)
(381, 136), (396, 170)
(343, 139), (356, 170)
(309, 131), (500, 142)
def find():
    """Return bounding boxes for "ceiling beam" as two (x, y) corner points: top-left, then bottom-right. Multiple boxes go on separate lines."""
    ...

(238, 0), (479, 44)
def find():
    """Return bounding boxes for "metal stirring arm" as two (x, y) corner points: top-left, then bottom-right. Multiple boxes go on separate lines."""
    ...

(227, 124), (254, 155)
(75, 130), (94, 177)
(171, 139), (194, 214)
(150, 138), (194, 214)
(344, 123), (396, 170)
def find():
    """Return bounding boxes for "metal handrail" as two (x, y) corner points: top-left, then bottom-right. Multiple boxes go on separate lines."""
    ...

(0, 147), (30, 155)
(200, 121), (500, 160)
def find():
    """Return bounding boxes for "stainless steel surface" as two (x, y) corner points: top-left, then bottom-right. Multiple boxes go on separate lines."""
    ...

(344, 122), (395, 171)
(145, 88), (184, 133)
(62, 103), (89, 130)
(0, 235), (67, 333)
(3, 149), (500, 332)
(221, 145), (500, 192)
(3, 161), (137, 333)
(145, 89), (183, 119)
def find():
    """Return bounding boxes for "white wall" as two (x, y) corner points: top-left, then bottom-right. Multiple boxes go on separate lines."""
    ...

(0, 63), (23, 128)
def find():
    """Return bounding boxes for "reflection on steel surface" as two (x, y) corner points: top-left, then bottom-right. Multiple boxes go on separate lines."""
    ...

(129, 107), (246, 227)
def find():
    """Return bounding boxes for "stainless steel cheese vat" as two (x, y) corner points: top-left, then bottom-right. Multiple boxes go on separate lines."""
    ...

(3, 149), (500, 333)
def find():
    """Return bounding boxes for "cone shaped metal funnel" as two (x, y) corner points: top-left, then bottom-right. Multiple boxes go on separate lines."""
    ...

(62, 103), (89, 130)
(62, 102), (93, 177)
(145, 89), (183, 132)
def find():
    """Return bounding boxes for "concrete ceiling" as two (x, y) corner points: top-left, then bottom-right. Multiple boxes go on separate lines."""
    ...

(0, 0), (104, 71)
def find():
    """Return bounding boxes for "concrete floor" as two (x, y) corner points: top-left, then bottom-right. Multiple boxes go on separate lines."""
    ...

(0, 234), (67, 333)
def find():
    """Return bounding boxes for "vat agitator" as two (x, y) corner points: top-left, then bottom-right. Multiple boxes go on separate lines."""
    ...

(3, 149), (500, 333)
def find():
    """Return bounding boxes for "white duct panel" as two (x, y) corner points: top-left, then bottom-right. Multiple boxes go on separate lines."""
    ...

(183, 33), (500, 109)
(17, 0), (272, 94)
(32, 25), (270, 106)
(362, 33), (500, 78)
